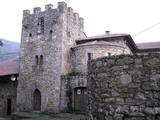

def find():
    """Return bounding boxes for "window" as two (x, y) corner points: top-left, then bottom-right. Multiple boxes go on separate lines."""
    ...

(29, 33), (32, 37)
(49, 30), (53, 41)
(40, 55), (43, 65)
(29, 33), (32, 41)
(35, 55), (44, 72)
(67, 32), (71, 37)
(88, 53), (93, 61)
(38, 17), (44, 34)
(35, 55), (38, 65)
(39, 55), (43, 71)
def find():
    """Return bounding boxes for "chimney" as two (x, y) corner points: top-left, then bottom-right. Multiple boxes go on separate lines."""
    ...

(105, 31), (110, 34)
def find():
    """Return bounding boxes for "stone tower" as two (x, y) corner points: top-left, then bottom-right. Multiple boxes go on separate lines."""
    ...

(17, 2), (85, 113)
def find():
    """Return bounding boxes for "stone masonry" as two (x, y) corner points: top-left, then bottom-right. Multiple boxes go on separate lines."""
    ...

(72, 38), (132, 74)
(0, 76), (17, 116)
(88, 52), (160, 120)
(17, 2), (85, 113)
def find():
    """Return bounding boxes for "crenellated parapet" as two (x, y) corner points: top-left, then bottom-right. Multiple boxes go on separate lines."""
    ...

(22, 1), (85, 41)
(22, 2), (84, 29)
(22, 2), (67, 17)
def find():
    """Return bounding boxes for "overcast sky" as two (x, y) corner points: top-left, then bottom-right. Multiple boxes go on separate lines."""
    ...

(0, 0), (160, 43)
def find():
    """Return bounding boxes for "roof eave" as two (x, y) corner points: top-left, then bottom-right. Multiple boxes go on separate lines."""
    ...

(125, 35), (138, 53)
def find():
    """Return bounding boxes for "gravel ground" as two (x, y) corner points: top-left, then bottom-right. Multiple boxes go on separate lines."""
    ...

(12, 112), (88, 120)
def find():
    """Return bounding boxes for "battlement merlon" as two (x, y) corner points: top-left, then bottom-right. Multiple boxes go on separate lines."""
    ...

(67, 7), (73, 13)
(45, 4), (53, 11)
(79, 17), (84, 23)
(57, 2), (67, 13)
(33, 7), (41, 14)
(23, 10), (31, 17)
(79, 17), (84, 28)
(73, 12), (79, 21)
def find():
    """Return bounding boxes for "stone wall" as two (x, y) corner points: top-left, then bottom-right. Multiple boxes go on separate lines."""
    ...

(88, 52), (160, 120)
(18, 3), (64, 113)
(61, 4), (86, 75)
(0, 76), (17, 115)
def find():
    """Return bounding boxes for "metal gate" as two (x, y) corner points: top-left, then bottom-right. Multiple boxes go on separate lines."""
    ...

(74, 87), (87, 111)
(34, 89), (41, 111)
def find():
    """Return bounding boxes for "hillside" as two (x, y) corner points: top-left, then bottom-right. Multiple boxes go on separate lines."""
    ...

(0, 38), (20, 62)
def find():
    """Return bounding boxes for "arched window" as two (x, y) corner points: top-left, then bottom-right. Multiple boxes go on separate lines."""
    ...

(34, 89), (41, 111)
(49, 30), (53, 41)
(35, 55), (38, 65)
(40, 55), (43, 65)
(29, 33), (32, 41)
(29, 33), (32, 37)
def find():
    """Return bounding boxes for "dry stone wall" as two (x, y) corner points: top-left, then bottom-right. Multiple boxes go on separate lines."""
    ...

(88, 52), (160, 120)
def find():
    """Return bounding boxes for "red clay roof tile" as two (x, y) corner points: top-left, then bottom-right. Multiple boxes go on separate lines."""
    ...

(0, 57), (19, 76)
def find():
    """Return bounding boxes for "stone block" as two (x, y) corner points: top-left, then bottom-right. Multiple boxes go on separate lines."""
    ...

(116, 59), (125, 65)
(124, 117), (146, 120)
(144, 57), (160, 67)
(120, 74), (132, 86)
(125, 98), (135, 105)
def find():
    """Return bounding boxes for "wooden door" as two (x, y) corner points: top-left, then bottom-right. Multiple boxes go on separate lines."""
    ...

(34, 89), (41, 111)
(74, 87), (87, 111)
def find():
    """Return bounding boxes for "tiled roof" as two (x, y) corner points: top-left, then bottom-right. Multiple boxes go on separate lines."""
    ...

(137, 41), (160, 50)
(72, 40), (121, 48)
(0, 57), (19, 76)
(76, 33), (130, 42)
(76, 33), (138, 52)
(0, 39), (20, 62)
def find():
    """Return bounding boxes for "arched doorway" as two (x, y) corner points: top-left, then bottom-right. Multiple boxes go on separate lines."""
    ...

(34, 89), (41, 111)
(74, 87), (87, 111)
